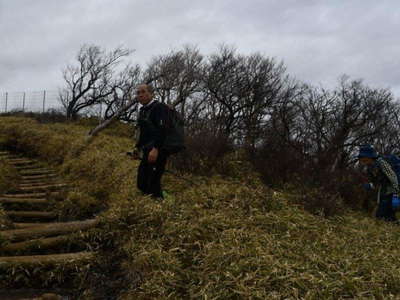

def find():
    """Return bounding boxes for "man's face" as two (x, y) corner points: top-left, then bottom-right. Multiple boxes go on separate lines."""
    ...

(359, 157), (374, 165)
(136, 85), (153, 105)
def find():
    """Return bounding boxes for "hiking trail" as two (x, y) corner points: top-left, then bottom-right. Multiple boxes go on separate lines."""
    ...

(0, 150), (98, 299)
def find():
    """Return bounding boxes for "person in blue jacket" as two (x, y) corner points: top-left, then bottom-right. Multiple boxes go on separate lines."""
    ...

(358, 145), (400, 222)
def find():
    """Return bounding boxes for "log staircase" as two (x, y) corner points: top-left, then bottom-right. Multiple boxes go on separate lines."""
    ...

(0, 150), (98, 299)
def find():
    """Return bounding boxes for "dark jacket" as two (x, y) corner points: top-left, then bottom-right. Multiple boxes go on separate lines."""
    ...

(135, 101), (169, 151)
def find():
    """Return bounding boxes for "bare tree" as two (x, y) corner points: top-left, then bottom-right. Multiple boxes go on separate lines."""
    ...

(375, 101), (400, 154)
(237, 53), (291, 149)
(144, 45), (204, 114)
(203, 46), (288, 145)
(268, 82), (307, 155)
(326, 77), (394, 171)
(60, 44), (132, 120)
(102, 64), (142, 122)
(279, 77), (396, 173)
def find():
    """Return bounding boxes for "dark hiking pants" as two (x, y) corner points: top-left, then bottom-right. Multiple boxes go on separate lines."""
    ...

(137, 149), (168, 199)
(376, 193), (397, 222)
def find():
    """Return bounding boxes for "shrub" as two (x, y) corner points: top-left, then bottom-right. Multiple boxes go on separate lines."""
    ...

(170, 128), (234, 176)
(286, 185), (345, 217)
(0, 110), (67, 123)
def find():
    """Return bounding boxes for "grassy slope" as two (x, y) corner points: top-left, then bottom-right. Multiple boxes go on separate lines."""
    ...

(0, 154), (19, 230)
(0, 117), (400, 299)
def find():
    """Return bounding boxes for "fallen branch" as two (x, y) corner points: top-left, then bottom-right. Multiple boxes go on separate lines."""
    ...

(87, 96), (137, 141)
(86, 75), (162, 143)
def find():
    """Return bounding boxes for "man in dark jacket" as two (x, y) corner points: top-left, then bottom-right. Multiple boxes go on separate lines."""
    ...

(358, 144), (400, 222)
(134, 84), (169, 199)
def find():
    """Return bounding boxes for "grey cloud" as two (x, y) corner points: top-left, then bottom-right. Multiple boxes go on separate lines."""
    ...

(0, 0), (400, 95)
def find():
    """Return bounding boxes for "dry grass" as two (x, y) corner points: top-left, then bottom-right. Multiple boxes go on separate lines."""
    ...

(1, 116), (400, 299)
(0, 156), (19, 231)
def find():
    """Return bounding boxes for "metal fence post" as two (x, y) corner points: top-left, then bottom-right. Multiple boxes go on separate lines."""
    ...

(5, 92), (8, 113)
(42, 90), (46, 113)
(99, 103), (103, 124)
(22, 92), (26, 112)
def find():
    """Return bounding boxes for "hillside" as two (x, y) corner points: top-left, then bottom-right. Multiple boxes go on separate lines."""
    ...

(1, 116), (400, 299)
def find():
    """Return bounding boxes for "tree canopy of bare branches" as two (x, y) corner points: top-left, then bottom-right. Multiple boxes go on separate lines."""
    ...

(59, 44), (400, 192)
(203, 46), (289, 145)
(60, 44), (133, 120)
(144, 46), (204, 114)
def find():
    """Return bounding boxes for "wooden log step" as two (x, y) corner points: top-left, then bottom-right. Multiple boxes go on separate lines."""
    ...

(0, 197), (47, 204)
(0, 219), (98, 241)
(14, 164), (42, 170)
(19, 169), (55, 175)
(0, 251), (94, 266)
(7, 159), (36, 165)
(18, 183), (67, 191)
(3, 192), (47, 198)
(0, 157), (19, 162)
(20, 181), (58, 186)
(9, 164), (38, 169)
(21, 174), (58, 180)
(19, 181), (63, 187)
(1, 235), (71, 253)
(0, 289), (69, 299)
(6, 211), (57, 220)
(19, 172), (56, 178)
(21, 177), (58, 183)
(19, 183), (58, 188)
(13, 222), (55, 229)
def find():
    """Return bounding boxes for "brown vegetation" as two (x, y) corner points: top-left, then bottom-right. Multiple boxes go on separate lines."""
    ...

(1, 117), (400, 298)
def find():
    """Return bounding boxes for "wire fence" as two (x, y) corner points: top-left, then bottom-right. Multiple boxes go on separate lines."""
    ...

(0, 90), (105, 119)
(0, 90), (63, 113)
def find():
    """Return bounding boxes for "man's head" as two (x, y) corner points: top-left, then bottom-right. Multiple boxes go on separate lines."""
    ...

(359, 157), (375, 166)
(136, 84), (154, 105)
(358, 144), (378, 165)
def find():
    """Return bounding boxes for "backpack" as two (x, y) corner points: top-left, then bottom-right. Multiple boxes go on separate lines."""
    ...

(382, 154), (400, 182)
(162, 103), (185, 154)
(140, 102), (185, 155)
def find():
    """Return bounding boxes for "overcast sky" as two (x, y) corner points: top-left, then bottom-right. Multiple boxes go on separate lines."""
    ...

(1, 0), (400, 96)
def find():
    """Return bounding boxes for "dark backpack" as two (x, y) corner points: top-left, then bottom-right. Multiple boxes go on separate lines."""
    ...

(141, 102), (185, 155)
(162, 103), (185, 154)
(382, 154), (400, 181)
